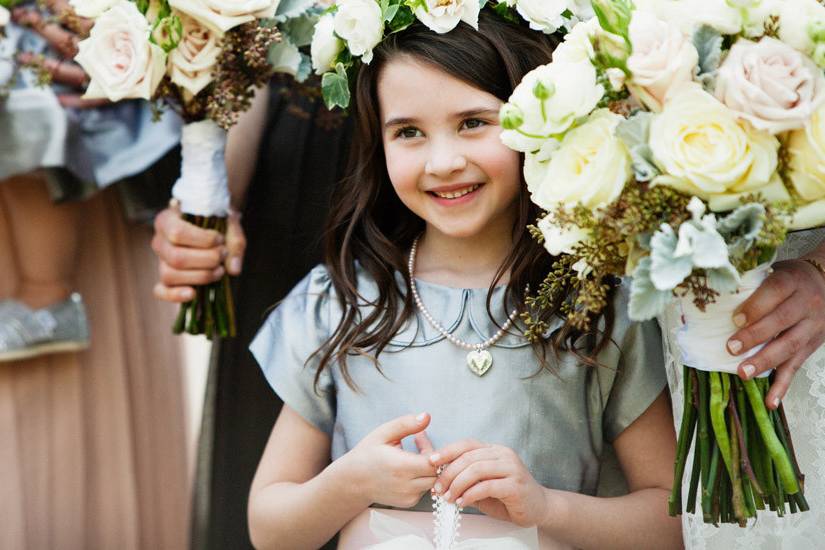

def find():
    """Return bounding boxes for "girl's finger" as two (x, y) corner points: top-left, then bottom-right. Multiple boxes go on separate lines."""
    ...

(728, 291), (805, 356)
(429, 438), (487, 467)
(152, 232), (226, 270)
(411, 476), (438, 494)
(457, 478), (513, 509)
(153, 283), (195, 303)
(435, 446), (501, 494)
(159, 261), (224, 286)
(13, 9), (80, 58)
(732, 264), (797, 329)
(414, 431), (434, 455)
(364, 413), (431, 446)
(737, 320), (814, 380)
(444, 459), (510, 503)
(154, 208), (224, 248)
(765, 353), (810, 410)
(58, 94), (109, 109)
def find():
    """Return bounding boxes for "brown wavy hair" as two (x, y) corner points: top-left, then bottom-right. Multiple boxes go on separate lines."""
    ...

(313, 12), (616, 389)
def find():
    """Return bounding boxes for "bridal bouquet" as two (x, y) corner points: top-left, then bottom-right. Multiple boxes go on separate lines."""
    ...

(500, 0), (825, 526)
(73, 0), (321, 338)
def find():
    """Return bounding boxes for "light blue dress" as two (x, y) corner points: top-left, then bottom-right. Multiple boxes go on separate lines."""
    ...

(0, 22), (181, 198)
(250, 263), (667, 513)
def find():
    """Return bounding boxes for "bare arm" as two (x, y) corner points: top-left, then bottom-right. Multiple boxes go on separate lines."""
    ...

(248, 407), (438, 550)
(226, 85), (269, 209)
(433, 391), (682, 550)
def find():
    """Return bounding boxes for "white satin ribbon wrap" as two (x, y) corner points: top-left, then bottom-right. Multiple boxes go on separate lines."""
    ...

(171, 119), (230, 217)
(676, 263), (771, 375)
(363, 510), (539, 550)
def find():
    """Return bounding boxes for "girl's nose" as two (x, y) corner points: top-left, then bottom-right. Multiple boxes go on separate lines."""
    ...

(424, 146), (468, 178)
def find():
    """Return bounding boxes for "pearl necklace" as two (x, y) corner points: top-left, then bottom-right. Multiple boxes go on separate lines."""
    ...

(407, 236), (519, 377)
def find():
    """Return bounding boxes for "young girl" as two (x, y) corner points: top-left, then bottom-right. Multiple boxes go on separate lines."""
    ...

(246, 12), (681, 550)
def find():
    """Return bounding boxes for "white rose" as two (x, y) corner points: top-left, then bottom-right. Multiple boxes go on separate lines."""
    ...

(168, 0), (279, 34)
(311, 13), (343, 75)
(513, 0), (569, 34)
(716, 37), (825, 134)
(627, 10), (698, 112)
(538, 215), (590, 256)
(168, 13), (221, 96)
(0, 6), (8, 27)
(500, 61), (604, 154)
(777, 0), (825, 57)
(334, 0), (383, 64)
(68, 0), (118, 18)
(690, 0), (776, 37)
(414, 0), (479, 34)
(650, 85), (780, 205)
(552, 17), (599, 65)
(75, 0), (167, 101)
(528, 109), (631, 212)
(786, 104), (825, 202)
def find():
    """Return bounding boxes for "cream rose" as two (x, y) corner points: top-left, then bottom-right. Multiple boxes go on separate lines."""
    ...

(414, 0), (479, 34)
(334, 0), (383, 64)
(777, 0), (825, 57)
(627, 10), (698, 112)
(786, 104), (825, 202)
(311, 13), (343, 75)
(68, 0), (118, 18)
(168, 0), (279, 34)
(500, 61), (604, 154)
(538, 215), (590, 256)
(75, 0), (167, 101)
(650, 86), (780, 205)
(168, 13), (220, 96)
(528, 109), (631, 212)
(512, 0), (569, 34)
(716, 37), (825, 134)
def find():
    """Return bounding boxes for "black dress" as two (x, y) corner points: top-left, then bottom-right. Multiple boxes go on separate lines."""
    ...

(191, 79), (351, 550)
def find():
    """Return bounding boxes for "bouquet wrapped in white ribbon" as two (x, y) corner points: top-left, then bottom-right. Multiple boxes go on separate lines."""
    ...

(500, 0), (825, 526)
(73, 0), (322, 337)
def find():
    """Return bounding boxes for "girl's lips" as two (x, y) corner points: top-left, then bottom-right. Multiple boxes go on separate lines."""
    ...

(427, 183), (484, 206)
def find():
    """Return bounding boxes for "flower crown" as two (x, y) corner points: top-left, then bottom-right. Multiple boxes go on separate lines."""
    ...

(311, 0), (594, 109)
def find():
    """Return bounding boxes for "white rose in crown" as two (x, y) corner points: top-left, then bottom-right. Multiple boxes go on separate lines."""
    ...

(311, 13), (343, 75)
(168, 0), (279, 34)
(716, 37), (825, 134)
(68, 0), (118, 18)
(626, 10), (698, 112)
(786, 104), (825, 203)
(510, 0), (570, 34)
(334, 0), (383, 63)
(528, 109), (631, 212)
(650, 86), (785, 208)
(168, 13), (221, 96)
(414, 0), (480, 34)
(552, 17), (598, 65)
(500, 61), (604, 154)
(75, 0), (167, 101)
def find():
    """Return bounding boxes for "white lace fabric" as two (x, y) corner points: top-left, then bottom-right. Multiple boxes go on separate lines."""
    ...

(660, 229), (825, 550)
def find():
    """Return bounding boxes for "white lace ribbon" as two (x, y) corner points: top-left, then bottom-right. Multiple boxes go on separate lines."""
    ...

(675, 263), (771, 375)
(171, 119), (230, 217)
(363, 510), (539, 550)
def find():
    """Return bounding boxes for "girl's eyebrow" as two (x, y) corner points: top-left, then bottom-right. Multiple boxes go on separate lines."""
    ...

(383, 108), (500, 129)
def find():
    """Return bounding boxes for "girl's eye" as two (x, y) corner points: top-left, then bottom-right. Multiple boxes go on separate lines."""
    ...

(396, 127), (423, 139)
(462, 118), (488, 131)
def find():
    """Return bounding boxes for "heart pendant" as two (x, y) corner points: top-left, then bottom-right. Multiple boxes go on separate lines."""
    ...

(466, 349), (493, 377)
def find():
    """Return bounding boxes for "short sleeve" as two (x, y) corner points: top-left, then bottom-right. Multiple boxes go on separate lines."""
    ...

(602, 318), (667, 442)
(249, 266), (336, 435)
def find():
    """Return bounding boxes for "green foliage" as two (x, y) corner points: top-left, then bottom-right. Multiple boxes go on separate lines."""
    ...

(322, 62), (351, 110)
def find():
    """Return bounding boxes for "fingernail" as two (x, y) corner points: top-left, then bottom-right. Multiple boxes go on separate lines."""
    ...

(229, 257), (242, 274)
(416, 412), (427, 423)
(434, 482), (442, 493)
(444, 491), (451, 502)
(456, 498), (464, 507)
(181, 289), (194, 301)
(213, 267), (225, 278)
(733, 313), (747, 328)
(742, 364), (756, 379)
(429, 453), (440, 464)
(772, 397), (781, 409)
(216, 234), (225, 245)
(728, 339), (742, 354)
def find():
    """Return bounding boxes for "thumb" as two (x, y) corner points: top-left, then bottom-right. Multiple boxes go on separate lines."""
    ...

(224, 209), (246, 276)
(367, 413), (431, 446)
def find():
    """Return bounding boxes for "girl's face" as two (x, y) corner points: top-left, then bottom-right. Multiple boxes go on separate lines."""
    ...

(378, 57), (522, 241)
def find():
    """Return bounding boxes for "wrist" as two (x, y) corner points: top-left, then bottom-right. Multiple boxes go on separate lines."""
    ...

(325, 451), (374, 510)
(539, 488), (569, 533)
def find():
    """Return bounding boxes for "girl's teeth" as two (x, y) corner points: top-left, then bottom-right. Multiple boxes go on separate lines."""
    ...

(434, 184), (480, 199)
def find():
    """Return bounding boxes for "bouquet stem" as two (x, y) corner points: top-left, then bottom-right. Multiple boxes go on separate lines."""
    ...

(172, 214), (236, 339)
(670, 367), (806, 524)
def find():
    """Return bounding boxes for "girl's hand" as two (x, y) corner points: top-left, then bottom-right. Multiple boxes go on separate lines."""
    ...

(727, 257), (825, 409)
(342, 413), (438, 509)
(151, 201), (246, 302)
(430, 440), (550, 528)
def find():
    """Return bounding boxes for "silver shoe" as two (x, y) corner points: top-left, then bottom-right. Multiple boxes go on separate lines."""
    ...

(0, 293), (90, 362)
